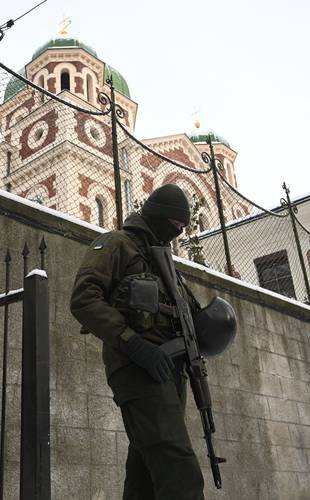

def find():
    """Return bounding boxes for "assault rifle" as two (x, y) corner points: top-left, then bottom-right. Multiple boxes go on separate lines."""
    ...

(151, 246), (226, 489)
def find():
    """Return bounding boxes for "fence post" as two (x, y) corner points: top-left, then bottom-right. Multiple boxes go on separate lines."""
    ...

(0, 250), (11, 500)
(108, 77), (123, 229)
(20, 271), (50, 500)
(282, 182), (310, 302)
(208, 137), (233, 276)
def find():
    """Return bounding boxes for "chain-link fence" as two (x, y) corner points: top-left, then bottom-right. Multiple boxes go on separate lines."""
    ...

(0, 62), (309, 303)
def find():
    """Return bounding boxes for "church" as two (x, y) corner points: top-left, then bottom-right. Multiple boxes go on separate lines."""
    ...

(0, 36), (248, 232)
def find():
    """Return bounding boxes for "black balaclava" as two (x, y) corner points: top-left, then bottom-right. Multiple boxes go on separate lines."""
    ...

(141, 184), (190, 243)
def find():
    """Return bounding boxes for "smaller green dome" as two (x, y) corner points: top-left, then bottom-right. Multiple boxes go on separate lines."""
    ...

(32, 38), (98, 60)
(189, 130), (230, 148)
(3, 67), (26, 102)
(105, 64), (130, 98)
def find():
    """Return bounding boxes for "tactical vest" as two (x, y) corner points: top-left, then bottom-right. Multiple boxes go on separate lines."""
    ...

(109, 229), (183, 342)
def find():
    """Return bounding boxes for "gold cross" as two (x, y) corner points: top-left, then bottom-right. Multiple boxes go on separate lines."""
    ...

(58, 17), (71, 36)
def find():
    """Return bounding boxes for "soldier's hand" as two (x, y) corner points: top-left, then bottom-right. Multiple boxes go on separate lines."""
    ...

(121, 334), (174, 383)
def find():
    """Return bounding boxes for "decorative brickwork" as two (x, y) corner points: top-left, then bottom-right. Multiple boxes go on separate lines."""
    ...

(19, 110), (59, 160)
(107, 186), (116, 199)
(45, 62), (59, 73)
(140, 153), (162, 171)
(75, 76), (84, 94)
(47, 77), (56, 93)
(78, 174), (96, 198)
(6, 94), (35, 130)
(163, 148), (196, 169)
(40, 174), (56, 198)
(71, 61), (86, 73)
(163, 171), (216, 204)
(74, 113), (112, 156)
(140, 147), (195, 171)
(141, 172), (154, 194)
(80, 202), (91, 222)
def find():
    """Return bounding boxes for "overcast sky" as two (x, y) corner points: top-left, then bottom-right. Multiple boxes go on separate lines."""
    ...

(0, 0), (309, 208)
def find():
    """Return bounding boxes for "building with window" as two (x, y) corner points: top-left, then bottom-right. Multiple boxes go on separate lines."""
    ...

(0, 37), (247, 230)
(197, 193), (310, 301)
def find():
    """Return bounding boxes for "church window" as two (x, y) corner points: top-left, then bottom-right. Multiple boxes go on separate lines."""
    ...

(90, 127), (100, 141)
(6, 152), (11, 176)
(38, 75), (45, 89)
(254, 250), (296, 299)
(95, 196), (104, 227)
(86, 74), (94, 103)
(34, 128), (44, 141)
(85, 120), (105, 146)
(61, 70), (70, 91)
(27, 121), (49, 149)
(38, 75), (45, 102)
(124, 180), (133, 214)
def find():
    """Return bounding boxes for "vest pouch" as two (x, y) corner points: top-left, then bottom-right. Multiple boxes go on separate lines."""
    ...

(110, 273), (159, 333)
(129, 277), (159, 314)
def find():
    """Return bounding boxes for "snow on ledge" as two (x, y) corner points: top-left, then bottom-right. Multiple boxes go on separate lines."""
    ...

(173, 254), (310, 312)
(0, 189), (108, 235)
(26, 269), (48, 279)
(1, 190), (309, 313)
(0, 288), (24, 299)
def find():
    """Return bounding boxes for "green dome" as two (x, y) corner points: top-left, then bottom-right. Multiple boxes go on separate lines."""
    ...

(32, 38), (98, 60)
(3, 38), (131, 102)
(189, 131), (230, 148)
(105, 64), (130, 98)
(3, 67), (26, 102)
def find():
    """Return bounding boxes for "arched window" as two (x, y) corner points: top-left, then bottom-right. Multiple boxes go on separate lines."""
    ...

(38, 75), (45, 89)
(124, 180), (133, 214)
(95, 196), (104, 227)
(38, 75), (45, 102)
(86, 74), (94, 103)
(6, 151), (12, 176)
(61, 70), (70, 91)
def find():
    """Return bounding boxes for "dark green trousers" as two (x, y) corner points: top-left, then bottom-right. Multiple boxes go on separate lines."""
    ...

(109, 363), (205, 500)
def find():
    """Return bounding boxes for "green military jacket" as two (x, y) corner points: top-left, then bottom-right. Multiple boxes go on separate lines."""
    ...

(70, 212), (194, 379)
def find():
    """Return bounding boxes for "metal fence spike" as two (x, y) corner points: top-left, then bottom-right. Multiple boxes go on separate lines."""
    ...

(39, 236), (47, 252)
(4, 249), (11, 263)
(22, 242), (30, 257)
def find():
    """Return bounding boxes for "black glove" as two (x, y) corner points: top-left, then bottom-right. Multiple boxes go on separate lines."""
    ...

(122, 334), (174, 383)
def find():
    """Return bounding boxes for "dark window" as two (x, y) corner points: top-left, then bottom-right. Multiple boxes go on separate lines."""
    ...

(6, 151), (11, 176)
(61, 71), (70, 91)
(254, 250), (296, 298)
(95, 197), (104, 227)
(86, 74), (94, 103)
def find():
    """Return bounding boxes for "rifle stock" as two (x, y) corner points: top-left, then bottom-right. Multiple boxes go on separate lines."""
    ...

(151, 246), (225, 489)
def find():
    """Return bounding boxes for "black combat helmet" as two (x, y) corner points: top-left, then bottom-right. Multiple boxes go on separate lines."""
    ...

(193, 297), (237, 357)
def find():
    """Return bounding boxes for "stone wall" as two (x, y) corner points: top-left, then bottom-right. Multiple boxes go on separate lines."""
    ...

(1, 191), (310, 500)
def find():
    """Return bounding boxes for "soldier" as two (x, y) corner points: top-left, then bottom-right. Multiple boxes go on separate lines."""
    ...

(70, 184), (205, 500)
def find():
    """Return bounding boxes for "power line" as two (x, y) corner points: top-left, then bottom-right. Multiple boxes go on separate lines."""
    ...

(0, 0), (48, 41)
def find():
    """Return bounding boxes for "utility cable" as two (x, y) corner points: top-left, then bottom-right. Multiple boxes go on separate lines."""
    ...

(0, 0), (48, 42)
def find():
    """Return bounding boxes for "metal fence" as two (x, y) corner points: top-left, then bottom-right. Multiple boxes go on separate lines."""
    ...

(0, 62), (309, 303)
(0, 240), (50, 500)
